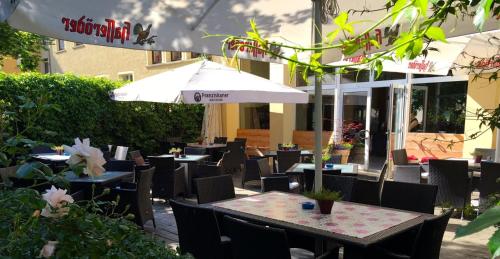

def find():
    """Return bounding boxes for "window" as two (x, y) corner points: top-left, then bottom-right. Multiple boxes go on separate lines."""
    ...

(118, 73), (134, 82)
(410, 81), (467, 133)
(42, 58), (50, 74)
(239, 104), (269, 129)
(171, 51), (182, 61)
(57, 39), (65, 51)
(151, 51), (163, 64)
(340, 68), (370, 84)
(296, 95), (335, 131)
(191, 52), (201, 59)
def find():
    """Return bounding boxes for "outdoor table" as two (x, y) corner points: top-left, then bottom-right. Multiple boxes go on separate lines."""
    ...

(263, 150), (314, 172)
(32, 153), (70, 162)
(211, 191), (434, 251)
(65, 171), (134, 198)
(187, 143), (227, 149)
(286, 163), (358, 176)
(149, 154), (210, 196)
(187, 143), (226, 162)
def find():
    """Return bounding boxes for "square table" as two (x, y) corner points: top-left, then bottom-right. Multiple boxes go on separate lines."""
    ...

(65, 171), (134, 185)
(149, 154), (210, 196)
(32, 153), (70, 163)
(286, 163), (357, 176)
(187, 143), (227, 149)
(212, 191), (434, 248)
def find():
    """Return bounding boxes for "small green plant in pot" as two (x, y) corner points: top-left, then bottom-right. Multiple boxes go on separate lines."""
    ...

(304, 189), (342, 214)
(169, 147), (182, 158)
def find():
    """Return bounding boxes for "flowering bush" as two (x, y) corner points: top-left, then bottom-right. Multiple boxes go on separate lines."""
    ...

(342, 121), (364, 145)
(0, 187), (190, 258)
(63, 138), (106, 177)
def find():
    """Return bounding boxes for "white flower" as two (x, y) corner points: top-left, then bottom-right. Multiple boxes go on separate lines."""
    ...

(63, 138), (106, 177)
(39, 241), (58, 258)
(41, 186), (74, 218)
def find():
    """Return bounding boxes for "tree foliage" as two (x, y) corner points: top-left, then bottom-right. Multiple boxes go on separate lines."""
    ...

(0, 22), (48, 71)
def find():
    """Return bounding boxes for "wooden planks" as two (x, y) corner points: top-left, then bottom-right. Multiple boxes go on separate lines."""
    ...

(292, 130), (334, 150)
(236, 128), (270, 148)
(389, 133), (464, 159)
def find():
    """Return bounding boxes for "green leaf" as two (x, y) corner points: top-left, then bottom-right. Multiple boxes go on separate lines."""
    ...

(425, 26), (447, 42)
(370, 39), (381, 49)
(334, 12), (348, 27)
(414, 0), (428, 17)
(326, 28), (341, 43)
(455, 206), (500, 238)
(488, 229), (500, 256)
(375, 60), (383, 79)
(473, 0), (494, 31)
(392, 0), (408, 23)
(288, 53), (298, 84)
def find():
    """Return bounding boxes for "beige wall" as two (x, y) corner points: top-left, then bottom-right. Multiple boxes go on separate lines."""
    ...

(48, 40), (199, 80)
(0, 57), (21, 74)
(463, 74), (500, 157)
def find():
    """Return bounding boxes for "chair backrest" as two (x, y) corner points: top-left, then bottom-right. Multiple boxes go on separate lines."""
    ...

(226, 141), (245, 168)
(194, 164), (222, 178)
(136, 167), (155, 226)
(393, 165), (421, 184)
(381, 181), (438, 214)
(392, 149), (409, 165)
(479, 162), (500, 207)
(475, 148), (496, 160)
(411, 209), (453, 259)
(129, 150), (146, 166)
(104, 160), (135, 172)
(173, 165), (187, 198)
(148, 156), (176, 199)
(276, 150), (301, 173)
(223, 215), (291, 259)
(195, 175), (235, 204)
(351, 179), (381, 206)
(213, 137), (227, 144)
(31, 145), (55, 154)
(170, 199), (224, 259)
(234, 137), (247, 148)
(243, 159), (263, 186)
(428, 159), (470, 209)
(303, 168), (341, 192)
(184, 147), (206, 155)
(322, 175), (356, 201)
(378, 162), (388, 184)
(261, 176), (290, 192)
(256, 158), (273, 177)
(114, 146), (129, 160)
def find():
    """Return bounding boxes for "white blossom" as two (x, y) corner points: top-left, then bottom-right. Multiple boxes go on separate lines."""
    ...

(63, 138), (106, 177)
(41, 186), (74, 218)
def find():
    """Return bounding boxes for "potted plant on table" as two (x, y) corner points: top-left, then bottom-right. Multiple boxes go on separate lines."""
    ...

(304, 189), (342, 214)
(169, 147), (182, 158)
(281, 142), (296, 151)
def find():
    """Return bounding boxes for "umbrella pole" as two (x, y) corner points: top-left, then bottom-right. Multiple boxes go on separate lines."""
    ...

(496, 128), (500, 162)
(312, 0), (323, 192)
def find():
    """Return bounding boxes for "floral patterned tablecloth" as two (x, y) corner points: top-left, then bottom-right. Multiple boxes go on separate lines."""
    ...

(213, 192), (419, 239)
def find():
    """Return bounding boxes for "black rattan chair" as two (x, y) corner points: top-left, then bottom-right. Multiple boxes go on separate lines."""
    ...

(104, 160), (135, 182)
(234, 137), (247, 148)
(128, 150), (148, 166)
(224, 142), (245, 173)
(428, 159), (470, 209)
(192, 164), (223, 194)
(223, 215), (336, 259)
(381, 181), (438, 214)
(303, 168), (341, 192)
(257, 158), (299, 192)
(111, 166), (155, 228)
(478, 162), (500, 211)
(170, 199), (231, 259)
(184, 147), (207, 155)
(214, 137), (228, 144)
(149, 157), (185, 200)
(351, 179), (381, 206)
(194, 174), (235, 204)
(393, 165), (422, 184)
(276, 150), (301, 173)
(322, 175), (356, 201)
(367, 209), (453, 259)
(242, 158), (262, 188)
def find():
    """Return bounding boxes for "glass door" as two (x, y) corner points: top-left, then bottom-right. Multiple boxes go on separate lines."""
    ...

(342, 90), (369, 169)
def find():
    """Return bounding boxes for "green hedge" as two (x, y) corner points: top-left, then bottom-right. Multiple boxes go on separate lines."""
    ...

(0, 73), (204, 154)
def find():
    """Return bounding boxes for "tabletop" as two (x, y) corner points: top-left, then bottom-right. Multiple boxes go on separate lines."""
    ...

(287, 163), (357, 175)
(150, 154), (210, 162)
(264, 150), (314, 157)
(65, 171), (133, 185)
(32, 153), (70, 162)
(187, 143), (227, 149)
(212, 191), (433, 247)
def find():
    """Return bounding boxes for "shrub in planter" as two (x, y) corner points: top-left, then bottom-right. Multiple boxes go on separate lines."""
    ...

(0, 187), (191, 258)
(304, 189), (342, 214)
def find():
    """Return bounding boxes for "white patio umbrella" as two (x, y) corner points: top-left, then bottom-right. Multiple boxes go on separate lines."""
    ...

(111, 60), (308, 104)
(201, 104), (223, 142)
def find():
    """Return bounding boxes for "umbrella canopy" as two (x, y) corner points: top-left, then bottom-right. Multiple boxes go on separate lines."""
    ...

(111, 60), (308, 104)
(201, 104), (223, 142)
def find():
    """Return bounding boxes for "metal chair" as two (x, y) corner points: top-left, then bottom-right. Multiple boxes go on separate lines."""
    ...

(223, 215), (336, 259)
(184, 147), (206, 155)
(392, 149), (409, 165)
(194, 174), (235, 204)
(478, 161), (500, 211)
(381, 181), (438, 214)
(170, 199), (231, 259)
(276, 150), (301, 173)
(114, 146), (129, 160)
(428, 159), (470, 209)
(393, 165), (422, 184)
(111, 166), (155, 228)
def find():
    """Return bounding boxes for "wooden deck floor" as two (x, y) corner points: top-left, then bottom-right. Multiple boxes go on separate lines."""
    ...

(144, 179), (494, 259)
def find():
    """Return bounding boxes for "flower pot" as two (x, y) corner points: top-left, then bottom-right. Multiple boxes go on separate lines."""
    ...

(174, 152), (180, 158)
(333, 149), (351, 164)
(474, 155), (482, 163)
(316, 200), (334, 214)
